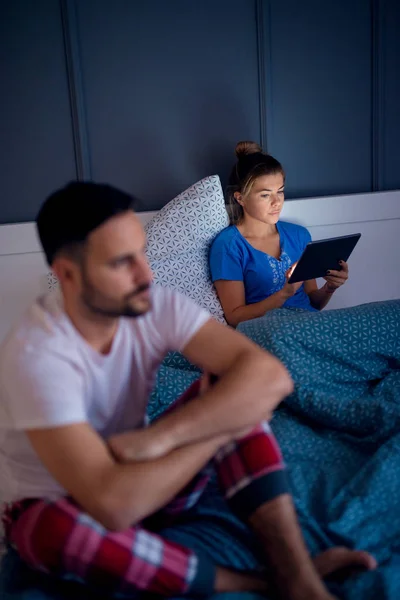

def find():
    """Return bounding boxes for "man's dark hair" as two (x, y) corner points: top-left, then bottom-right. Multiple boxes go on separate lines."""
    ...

(36, 181), (135, 265)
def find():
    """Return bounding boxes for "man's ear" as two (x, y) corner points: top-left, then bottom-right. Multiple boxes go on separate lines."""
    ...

(234, 191), (244, 206)
(52, 256), (80, 286)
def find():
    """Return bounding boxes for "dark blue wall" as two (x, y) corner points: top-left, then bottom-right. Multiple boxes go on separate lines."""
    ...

(263, 0), (372, 198)
(0, 0), (76, 223)
(75, 0), (261, 212)
(1, 0), (399, 224)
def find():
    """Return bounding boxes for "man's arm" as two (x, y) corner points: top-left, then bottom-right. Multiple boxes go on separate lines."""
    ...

(112, 319), (293, 461)
(26, 423), (229, 532)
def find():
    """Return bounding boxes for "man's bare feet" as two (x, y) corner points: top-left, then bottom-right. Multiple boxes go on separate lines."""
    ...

(213, 547), (376, 598)
(314, 546), (377, 578)
(287, 547), (376, 600)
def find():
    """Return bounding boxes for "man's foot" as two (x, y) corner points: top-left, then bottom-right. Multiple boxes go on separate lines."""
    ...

(314, 546), (377, 578)
(288, 547), (377, 600)
(213, 547), (376, 597)
(215, 568), (338, 600)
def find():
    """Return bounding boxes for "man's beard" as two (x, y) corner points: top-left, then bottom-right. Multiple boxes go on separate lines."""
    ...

(81, 276), (151, 319)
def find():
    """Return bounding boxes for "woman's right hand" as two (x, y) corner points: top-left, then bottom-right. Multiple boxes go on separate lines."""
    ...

(281, 263), (304, 298)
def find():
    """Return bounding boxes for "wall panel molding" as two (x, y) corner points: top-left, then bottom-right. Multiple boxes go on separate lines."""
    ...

(371, 0), (384, 191)
(256, 0), (268, 149)
(60, 0), (91, 180)
(375, 0), (400, 190)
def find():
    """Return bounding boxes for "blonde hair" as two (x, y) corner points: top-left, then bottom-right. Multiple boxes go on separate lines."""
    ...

(227, 141), (285, 225)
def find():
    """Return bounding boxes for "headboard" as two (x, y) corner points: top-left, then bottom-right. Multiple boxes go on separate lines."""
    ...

(0, 190), (399, 343)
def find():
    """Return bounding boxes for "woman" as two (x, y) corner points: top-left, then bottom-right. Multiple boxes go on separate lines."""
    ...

(209, 142), (349, 327)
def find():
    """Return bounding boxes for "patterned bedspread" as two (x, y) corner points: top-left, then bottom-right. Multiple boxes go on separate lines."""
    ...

(156, 301), (400, 599)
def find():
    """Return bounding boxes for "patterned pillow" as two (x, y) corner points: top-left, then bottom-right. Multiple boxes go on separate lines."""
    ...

(144, 175), (228, 322)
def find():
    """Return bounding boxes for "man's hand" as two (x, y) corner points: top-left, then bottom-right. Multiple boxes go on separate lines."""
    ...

(197, 372), (256, 439)
(108, 427), (171, 462)
(139, 320), (293, 454)
(109, 372), (214, 462)
(108, 371), (262, 463)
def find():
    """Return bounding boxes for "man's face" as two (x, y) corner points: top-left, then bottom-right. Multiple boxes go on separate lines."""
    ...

(78, 211), (153, 318)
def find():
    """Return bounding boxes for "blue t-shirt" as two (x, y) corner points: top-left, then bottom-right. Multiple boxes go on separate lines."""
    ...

(209, 221), (316, 312)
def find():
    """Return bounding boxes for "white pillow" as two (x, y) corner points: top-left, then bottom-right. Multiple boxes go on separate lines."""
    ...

(145, 175), (228, 322)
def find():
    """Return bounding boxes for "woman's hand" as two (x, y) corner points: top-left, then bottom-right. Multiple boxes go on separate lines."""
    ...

(281, 263), (304, 299)
(323, 260), (349, 292)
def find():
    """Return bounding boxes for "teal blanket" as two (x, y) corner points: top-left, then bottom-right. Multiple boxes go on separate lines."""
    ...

(152, 300), (400, 599)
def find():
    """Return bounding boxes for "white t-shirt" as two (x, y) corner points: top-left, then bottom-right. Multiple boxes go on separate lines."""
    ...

(0, 285), (210, 504)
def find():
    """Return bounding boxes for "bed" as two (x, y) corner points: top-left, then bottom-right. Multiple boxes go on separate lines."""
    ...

(1, 176), (400, 599)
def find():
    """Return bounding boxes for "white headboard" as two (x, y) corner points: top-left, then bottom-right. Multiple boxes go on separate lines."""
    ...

(0, 191), (399, 343)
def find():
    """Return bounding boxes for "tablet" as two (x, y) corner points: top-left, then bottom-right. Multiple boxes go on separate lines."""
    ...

(288, 233), (361, 284)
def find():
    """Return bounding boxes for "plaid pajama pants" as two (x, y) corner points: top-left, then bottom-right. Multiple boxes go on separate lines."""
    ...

(2, 378), (289, 598)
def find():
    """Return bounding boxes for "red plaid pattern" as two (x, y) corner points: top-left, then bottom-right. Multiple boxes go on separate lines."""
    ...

(5, 498), (198, 597)
(3, 378), (287, 597)
(215, 421), (285, 499)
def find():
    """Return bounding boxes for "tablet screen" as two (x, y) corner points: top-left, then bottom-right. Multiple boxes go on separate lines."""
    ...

(288, 233), (361, 284)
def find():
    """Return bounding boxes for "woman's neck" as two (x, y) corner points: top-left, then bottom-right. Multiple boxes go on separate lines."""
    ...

(237, 216), (277, 239)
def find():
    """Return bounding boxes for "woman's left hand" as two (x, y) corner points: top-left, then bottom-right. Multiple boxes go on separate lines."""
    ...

(323, 260), (349, 292)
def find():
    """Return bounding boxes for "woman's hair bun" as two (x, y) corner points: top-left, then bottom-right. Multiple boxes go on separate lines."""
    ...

(235, 141), (263, 158)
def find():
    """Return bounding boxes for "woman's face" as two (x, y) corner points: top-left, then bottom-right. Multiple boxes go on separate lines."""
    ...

(237, 172), (285, 225)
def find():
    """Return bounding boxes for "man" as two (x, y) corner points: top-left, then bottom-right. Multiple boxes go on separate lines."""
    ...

(0, 182), (375, 600)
